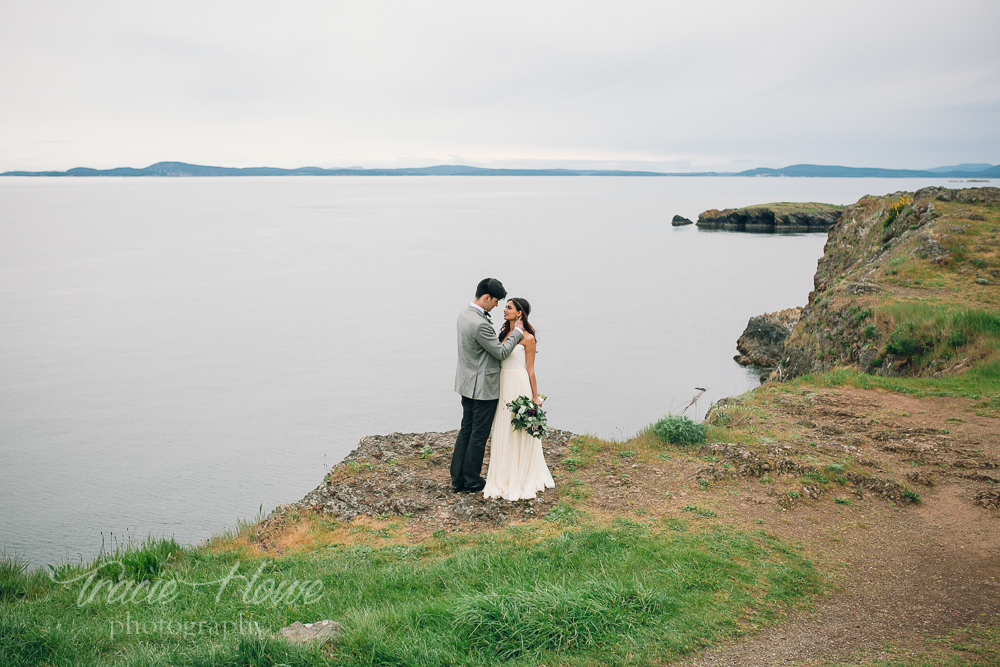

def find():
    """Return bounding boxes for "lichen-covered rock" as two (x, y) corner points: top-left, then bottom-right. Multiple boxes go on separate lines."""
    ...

(734, 307), (802, 368)
(266, 429), (576, 528)
(279, 620), (341, 644)
(974, 488), (1000, 510)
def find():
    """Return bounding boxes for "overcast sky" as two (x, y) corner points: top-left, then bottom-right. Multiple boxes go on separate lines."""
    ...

(1, 0), (998, 172)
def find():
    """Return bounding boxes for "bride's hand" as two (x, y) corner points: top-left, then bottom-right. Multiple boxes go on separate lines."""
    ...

(532, 395), (543, 406)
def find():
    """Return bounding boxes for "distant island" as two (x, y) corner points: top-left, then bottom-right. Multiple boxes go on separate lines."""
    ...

(2, 161), (998, 178)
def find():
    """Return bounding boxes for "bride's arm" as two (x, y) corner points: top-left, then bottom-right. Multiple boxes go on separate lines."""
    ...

(523, 336), (542, 406)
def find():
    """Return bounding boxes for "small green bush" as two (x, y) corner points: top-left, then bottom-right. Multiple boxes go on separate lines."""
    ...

(651, 415), (707, 447)
(885, 323), (933, 358)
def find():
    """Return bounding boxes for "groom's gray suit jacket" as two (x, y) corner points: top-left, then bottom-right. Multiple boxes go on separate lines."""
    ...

(454, 306), (524, 400)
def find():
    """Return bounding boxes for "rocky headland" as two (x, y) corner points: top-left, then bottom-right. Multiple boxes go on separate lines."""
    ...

(696, 202), (843, 232)
(737, 186), (1000, 380)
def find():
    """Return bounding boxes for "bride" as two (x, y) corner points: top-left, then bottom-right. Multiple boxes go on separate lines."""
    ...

(483, 298), (555, 500)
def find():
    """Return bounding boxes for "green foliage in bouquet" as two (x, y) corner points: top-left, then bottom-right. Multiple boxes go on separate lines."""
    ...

(507, 395), (548, 439)
(651, 414), (707, 447)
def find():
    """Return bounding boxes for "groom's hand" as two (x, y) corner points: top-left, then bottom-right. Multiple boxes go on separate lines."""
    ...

(514, 316), (524, 331)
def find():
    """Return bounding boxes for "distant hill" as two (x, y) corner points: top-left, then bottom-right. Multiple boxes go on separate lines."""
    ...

(1, 161), (996, 178)
(926, 163), (995, 173)
(733, 163), (999, 178)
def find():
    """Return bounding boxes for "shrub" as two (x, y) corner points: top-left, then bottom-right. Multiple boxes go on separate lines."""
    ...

(885, 323), (933, 358)
(883, 195), (912, 228)
(651, 415), (707, 447)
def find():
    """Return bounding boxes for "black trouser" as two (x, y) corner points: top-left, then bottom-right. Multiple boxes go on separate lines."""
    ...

(451, 396), (498, 489)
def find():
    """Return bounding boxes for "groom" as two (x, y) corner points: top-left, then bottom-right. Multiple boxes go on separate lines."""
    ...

(451, 277), (524, 493)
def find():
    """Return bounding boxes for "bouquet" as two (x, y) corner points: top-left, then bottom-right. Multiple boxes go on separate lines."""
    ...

(506, 395), (548, 439)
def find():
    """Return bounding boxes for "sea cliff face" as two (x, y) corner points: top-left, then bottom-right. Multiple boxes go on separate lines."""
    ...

(697, 203), (842, 232)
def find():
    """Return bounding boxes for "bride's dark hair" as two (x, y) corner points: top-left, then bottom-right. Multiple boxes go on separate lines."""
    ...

(499, 297), (536, 341)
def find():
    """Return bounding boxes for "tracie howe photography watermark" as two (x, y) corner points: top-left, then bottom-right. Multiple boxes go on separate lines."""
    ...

(51, 559), (325, 607)
(110, 612), (262, 639)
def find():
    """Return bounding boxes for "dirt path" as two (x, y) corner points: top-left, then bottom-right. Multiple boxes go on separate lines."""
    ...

(682, 389), (1000, 666)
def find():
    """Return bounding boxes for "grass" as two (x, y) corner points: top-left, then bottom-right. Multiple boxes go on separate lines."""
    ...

(791, 364), (1000, 416)
(879, 302), (1000, 368)
(744, 202), (844, 216)
(0, 520), (821, 667)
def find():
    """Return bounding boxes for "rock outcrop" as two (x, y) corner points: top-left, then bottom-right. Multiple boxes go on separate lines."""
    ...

(758, 186), (1000, 380)
(671, 214), (694, 226)
(697, 204), (842, 232)
(264, 429), (575, 534)
(734, 307), (802, 368)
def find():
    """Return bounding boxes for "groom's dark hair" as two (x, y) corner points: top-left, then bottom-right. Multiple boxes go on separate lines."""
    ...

(475, 278), (507, 300)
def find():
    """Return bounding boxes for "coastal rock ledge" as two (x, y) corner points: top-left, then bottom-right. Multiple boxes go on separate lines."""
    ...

(697, 203), (842, 232)
(263, 429), (575, 539)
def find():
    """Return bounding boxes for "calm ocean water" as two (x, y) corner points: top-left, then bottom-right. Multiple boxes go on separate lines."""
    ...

(1, 175), (985, 566)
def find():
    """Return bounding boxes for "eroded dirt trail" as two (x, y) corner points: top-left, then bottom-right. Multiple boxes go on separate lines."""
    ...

(684, 389), (1000, 666)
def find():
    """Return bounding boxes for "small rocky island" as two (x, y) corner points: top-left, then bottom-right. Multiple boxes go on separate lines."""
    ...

(696, 202), (842, 232)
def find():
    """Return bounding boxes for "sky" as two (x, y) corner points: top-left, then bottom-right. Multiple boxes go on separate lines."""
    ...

(1, 0), (998, 173)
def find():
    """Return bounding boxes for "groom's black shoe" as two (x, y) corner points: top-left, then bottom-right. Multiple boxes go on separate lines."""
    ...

(464, 478), (487, 493)
(451, 484), (465, 494)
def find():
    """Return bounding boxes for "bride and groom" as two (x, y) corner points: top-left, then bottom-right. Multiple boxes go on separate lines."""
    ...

(451, 277), (555, 500)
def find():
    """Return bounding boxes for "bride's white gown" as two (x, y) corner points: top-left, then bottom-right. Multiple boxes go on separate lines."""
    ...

(483, 344), (555, 500)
